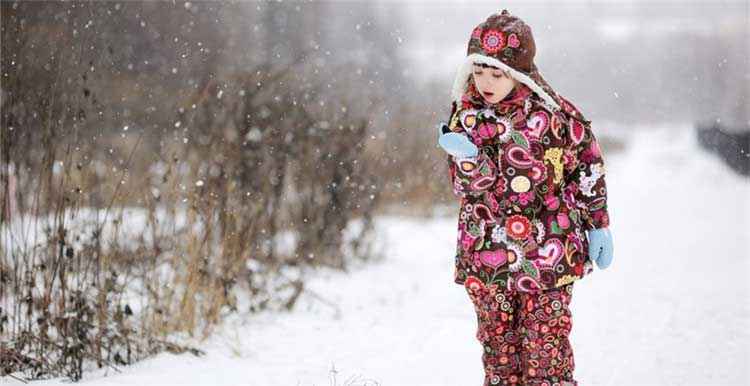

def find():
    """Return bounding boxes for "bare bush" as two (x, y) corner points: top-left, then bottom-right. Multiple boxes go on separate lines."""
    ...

(1, 1), (383, 381)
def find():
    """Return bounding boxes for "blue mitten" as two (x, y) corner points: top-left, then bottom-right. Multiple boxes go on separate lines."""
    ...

(437, 122), (478, 158)
(587, 227), (613, 269)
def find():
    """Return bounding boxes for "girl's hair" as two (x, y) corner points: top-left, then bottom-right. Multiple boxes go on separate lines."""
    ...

(474, 62), (498, 69)
(473, 62), (512, 78)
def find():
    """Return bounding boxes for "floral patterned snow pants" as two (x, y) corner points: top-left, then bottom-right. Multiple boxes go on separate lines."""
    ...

(465, 282), (578, 386)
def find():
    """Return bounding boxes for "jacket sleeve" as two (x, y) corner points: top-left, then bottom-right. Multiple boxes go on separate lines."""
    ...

(445, 103), (498, 197)
(563, 115), (611, 231)
(447, 148), (498, 197)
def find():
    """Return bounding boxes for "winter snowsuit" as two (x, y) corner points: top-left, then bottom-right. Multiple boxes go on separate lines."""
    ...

(445, 9), (610, 386)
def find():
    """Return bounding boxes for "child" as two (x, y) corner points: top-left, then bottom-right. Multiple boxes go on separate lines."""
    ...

(437, 9), (614, 386)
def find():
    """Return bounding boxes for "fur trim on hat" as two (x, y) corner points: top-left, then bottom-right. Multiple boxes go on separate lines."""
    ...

(451, 53), (561, 111)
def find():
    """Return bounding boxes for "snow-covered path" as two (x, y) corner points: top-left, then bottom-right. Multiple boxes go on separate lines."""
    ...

(24, 125), (749, 385)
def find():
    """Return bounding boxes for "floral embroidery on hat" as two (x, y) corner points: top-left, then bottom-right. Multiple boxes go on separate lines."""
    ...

(502, 33), (520, 57)
(471, 25), (483, 39)
(481, 29), (506, 53)
(507, 33), (520, 48)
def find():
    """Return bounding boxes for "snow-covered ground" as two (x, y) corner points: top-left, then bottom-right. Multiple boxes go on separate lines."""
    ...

(18, 125), (750, 385)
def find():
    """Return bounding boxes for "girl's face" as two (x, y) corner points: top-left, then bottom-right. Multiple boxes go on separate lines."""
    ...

(471, 64), (518, 104)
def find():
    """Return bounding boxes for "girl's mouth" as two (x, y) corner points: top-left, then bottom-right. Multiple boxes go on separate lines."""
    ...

(483, 91), (494, 97)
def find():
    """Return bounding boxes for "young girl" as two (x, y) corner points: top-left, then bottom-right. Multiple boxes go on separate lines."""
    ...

(437, 9), (614, 386)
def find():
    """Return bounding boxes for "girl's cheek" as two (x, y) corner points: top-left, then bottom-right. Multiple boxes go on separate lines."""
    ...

(489, 79), (503, 93)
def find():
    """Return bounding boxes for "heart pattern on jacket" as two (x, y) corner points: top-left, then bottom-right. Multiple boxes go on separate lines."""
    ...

(534, 238), (564, 269)
(479, 250), (508, 268)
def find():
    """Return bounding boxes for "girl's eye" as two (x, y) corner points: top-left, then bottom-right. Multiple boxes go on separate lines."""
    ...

(492, 74), (502, 78)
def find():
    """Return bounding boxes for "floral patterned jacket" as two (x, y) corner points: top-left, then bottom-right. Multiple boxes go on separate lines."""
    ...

(447, 80), (610, 292)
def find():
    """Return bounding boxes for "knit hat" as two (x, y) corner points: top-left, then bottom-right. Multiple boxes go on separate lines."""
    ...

(451, 9), (567, 113)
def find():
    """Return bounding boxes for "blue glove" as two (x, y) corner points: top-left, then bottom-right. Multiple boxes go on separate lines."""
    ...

(587, 227), (613, 269)
(437, 122), (478, 158)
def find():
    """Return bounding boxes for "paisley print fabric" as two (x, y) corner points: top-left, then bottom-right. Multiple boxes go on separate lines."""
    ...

(447, 76), (610, 291)
(464, 278), (578, 386)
